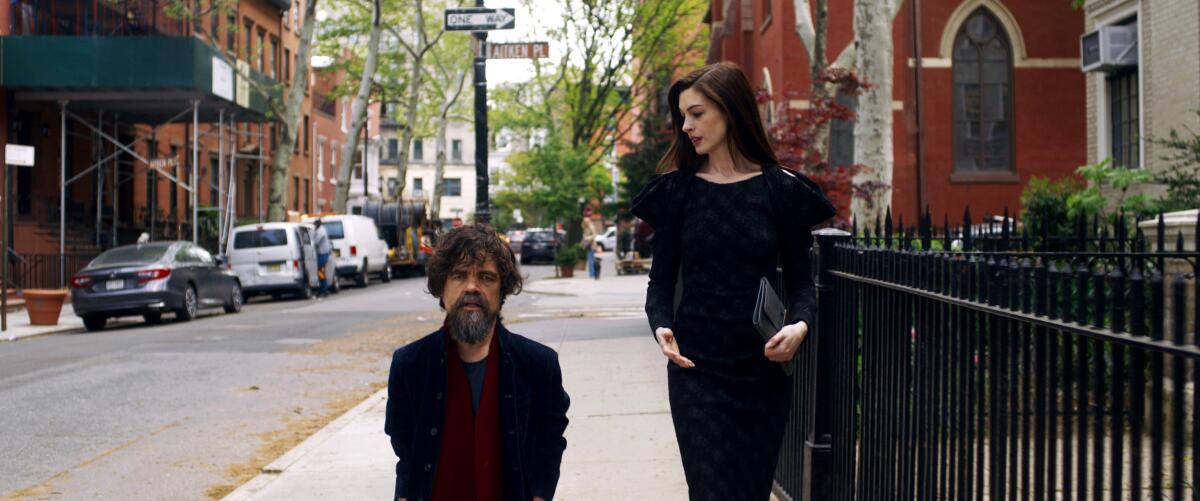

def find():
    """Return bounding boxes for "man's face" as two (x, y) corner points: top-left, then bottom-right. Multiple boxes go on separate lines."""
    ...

(444, 255), (502, 345)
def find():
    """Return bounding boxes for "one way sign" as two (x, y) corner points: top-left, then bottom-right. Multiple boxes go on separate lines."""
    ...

(444, 8), (516, 31)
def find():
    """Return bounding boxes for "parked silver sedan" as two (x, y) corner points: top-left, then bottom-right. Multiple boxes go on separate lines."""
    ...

(70, 241), (242, 331)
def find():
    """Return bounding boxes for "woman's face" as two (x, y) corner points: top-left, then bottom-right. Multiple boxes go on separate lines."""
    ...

(678, 88), (727, 156)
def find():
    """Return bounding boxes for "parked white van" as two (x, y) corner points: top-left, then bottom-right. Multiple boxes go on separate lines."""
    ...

(304, 214), (390, 287)
(226, 222), (320, 299)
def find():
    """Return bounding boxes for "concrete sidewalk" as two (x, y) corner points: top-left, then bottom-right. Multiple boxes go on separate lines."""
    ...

(224, 273), (688, 500)
(1, 302), (88, 341)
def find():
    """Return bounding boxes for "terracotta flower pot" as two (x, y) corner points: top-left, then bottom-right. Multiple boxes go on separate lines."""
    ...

(559, 265), (576, 278)
(24, 289), (68, 326)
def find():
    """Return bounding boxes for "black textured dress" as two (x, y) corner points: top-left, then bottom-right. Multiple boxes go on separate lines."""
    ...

(631, 166), (835, 500)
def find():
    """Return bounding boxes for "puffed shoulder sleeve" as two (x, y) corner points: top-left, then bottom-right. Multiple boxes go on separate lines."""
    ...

(630, 171), (683, 231)
(777, 168), (836, 228)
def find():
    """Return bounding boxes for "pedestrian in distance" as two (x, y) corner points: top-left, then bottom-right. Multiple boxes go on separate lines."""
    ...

(312, 218), (333, 299)
(384, 224), (571, 501)
(590, 238), (603, 280)
(631, 61), (836, 500)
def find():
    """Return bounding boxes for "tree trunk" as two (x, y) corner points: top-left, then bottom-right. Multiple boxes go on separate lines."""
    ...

(333, 0), (384, 212)
(430, 70), (466, 221)
(809, 0), (831, 163)
(389, 0), (428, 201)
(851, 0), (897, 224)
(268, 0), (319, 222)
(431, 118), (447, 221)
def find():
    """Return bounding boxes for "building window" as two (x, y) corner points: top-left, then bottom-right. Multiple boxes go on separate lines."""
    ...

(451, 139), (462, 162)
(303, 114), (310, 156)
(304, 179), (310, 212)
(388, 138), (399, 160)
(331, 141), (338, 178)
(413, 178), (424, 195)
(268, 37), (278, 79)
(413, 139), (424, 161)
(293, 176), (300, 211)
(829, 93), (856, 168)
(243, 19), (254, 61)
(952, 9), (1013, 172)
(209, 6), (220, 42)
(444, 178), (461, 197)
(317, 139), (326, 180)
(1109, 69), (1139, 169)
(256, 30), (265, 71)
(225, 14), (235, 51)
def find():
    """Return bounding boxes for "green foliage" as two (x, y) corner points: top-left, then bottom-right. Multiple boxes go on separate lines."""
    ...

(1148, 111), (1200, 213)
(617, 91), (671, 209)
(1067, 158), (1156, 222)
(554, 244), (585, 267)
(1020, 175), (1084, 238)
(500, 137), (611, 225)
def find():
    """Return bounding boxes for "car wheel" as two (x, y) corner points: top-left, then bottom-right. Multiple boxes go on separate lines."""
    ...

(381, 265), (393, 283)
(143, 312), (163, 324)
(331, 276), (341, 294)
(176, 285), (198, 321)
(225, 282), (243, 313)
(296, 278), (313, 300)
(356, 261), (369, 288)
(82, 314), (107, 332)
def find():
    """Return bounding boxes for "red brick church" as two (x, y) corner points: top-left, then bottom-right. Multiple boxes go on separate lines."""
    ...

(706, 0), (1088, 224)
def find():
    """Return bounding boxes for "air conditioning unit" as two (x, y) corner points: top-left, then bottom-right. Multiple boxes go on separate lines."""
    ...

(1081, 24), (1139, 73)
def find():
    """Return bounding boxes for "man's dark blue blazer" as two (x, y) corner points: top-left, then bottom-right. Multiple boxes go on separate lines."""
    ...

(384, 322), (570, 501)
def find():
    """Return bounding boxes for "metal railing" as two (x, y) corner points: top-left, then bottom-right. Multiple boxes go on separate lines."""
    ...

(776, 209), (1200, 500)
(11, 0), (190, 37)
(8, 253), (97, 290)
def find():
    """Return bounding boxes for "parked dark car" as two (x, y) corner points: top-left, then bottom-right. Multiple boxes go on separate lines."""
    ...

(70, 241), (242, 331)
(519, 230), (561, 264)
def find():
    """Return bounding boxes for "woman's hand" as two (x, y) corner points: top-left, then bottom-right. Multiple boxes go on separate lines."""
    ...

(764, 321), (809, 363)
(655, 327), (695, 368)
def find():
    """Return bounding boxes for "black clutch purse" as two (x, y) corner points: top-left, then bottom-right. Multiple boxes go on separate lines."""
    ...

(753, 276), (794, 376)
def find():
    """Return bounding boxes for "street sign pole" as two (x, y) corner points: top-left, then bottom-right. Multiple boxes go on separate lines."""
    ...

(3, 143), (36, 333)
(473, 12), (490, 225)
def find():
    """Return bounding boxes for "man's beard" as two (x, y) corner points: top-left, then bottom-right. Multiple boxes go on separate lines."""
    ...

(448, 293), (497, 345)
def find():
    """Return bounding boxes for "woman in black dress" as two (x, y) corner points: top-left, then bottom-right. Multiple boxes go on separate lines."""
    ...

(631, 62), (835, 499)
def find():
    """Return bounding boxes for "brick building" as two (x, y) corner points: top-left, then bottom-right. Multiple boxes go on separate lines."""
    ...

(1082, 0), (1200, 177)
(706, 0), (1088, 223)
(0, 0), (350, 272)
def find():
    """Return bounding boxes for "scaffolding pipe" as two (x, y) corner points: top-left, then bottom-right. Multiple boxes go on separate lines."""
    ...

(113, 115), (119, 246)
(59, 101), (67, 288)
(218, 109), (225, 244)
(192, 101), (199, 244)
(259, 121), (264, 222)
(95, 111), (103, 247)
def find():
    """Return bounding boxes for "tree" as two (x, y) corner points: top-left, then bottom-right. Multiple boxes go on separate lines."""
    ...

(265, 0), (322, 221)
(491, 0), (707, 245)
(330, 0), (384, 212)
(383, 0), (445, 200)
(851, 0), (905, 224)
(503, 138), (611, 228)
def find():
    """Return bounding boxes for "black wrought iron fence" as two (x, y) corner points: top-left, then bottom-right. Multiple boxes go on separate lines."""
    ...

(775, 208), (1200, 501)
(7, 253), (97, 290)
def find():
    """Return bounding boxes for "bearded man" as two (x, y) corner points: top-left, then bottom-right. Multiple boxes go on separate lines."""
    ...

(384, 224), (570, 501)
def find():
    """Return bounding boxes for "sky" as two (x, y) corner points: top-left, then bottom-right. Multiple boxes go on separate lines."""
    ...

(468, 0), (564, 86)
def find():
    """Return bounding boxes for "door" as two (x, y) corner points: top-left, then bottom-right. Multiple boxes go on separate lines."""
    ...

(296, 227), (318, 288)
(189, 245), (223, 305)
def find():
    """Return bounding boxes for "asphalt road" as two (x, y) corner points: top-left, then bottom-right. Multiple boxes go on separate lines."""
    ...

(0, 265), (556, 500)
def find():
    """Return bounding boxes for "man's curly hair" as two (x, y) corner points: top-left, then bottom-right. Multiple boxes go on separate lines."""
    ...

(426, 224), (523, 309)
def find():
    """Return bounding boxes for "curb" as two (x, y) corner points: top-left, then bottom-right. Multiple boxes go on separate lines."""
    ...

(221, 387), (389, 501)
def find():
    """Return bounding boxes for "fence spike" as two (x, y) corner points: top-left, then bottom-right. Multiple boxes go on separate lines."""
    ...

(885, 207), (894, 248)
(943, 213), (951, 251)
(852, 215), (859, 238)
(1177, 230), (1186, 253)
(963, 206), (973, 251)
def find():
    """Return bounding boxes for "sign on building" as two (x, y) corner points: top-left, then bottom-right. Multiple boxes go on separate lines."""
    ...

(5, 144), (35, 167)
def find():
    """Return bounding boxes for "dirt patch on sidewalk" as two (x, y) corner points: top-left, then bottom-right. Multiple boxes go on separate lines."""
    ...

(202, 312), (439, 499)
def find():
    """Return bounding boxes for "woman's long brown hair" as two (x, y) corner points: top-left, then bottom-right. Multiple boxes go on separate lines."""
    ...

(658, 62), (781, 173)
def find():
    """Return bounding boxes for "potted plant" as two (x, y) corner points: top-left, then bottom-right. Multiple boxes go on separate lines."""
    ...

(24, 288), (69, 326)
(554, 245), (584, 278)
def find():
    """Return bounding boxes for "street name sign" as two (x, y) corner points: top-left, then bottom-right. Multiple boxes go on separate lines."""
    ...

(5, 144), (34, 167)
(445, 8), (515, 31)
(148, 157), (178, 170)
(484, 42), (549, 60)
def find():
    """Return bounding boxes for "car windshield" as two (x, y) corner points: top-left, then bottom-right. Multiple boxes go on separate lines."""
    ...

(324, 221), (345, 239)
(89, 244), (171, 267)
(233, 229), (288, 249)
(527, 232), (556, 242)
